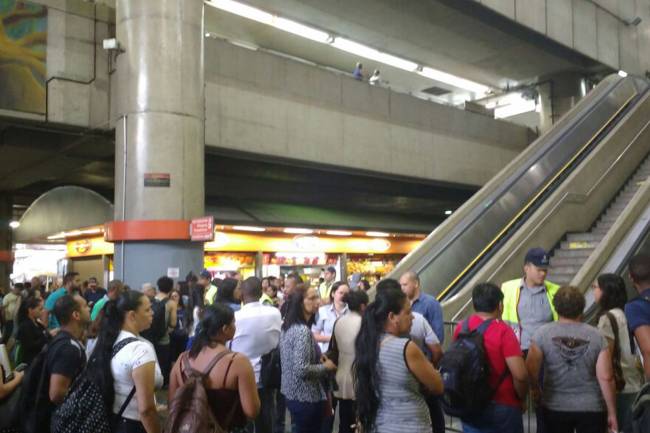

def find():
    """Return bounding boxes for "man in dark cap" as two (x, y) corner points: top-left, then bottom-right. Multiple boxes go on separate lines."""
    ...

(500, 247), (560, 355)
(318, 266), (337, 305)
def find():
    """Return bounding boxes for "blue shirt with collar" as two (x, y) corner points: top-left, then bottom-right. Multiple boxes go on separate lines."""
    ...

(412, 291), (444, 344)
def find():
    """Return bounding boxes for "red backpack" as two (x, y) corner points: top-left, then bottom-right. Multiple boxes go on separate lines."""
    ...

(165, 350), (237, 433)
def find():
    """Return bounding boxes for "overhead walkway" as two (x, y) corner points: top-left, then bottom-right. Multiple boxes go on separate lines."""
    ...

(387, 74), (650, 328)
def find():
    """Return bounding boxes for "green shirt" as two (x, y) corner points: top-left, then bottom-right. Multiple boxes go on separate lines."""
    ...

(45, 288), (67, 329)
(91, 296), (109, 321)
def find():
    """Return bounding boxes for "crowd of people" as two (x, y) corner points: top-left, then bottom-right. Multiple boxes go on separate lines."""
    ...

(0, 247), (648, 433)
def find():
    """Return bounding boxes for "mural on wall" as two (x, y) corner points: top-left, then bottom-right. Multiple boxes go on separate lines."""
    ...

(0, 0), (47, 114)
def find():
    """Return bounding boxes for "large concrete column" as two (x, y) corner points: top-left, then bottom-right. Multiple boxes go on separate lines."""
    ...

(113, 0), (205, 288)
(538, 72), (587, 133)
(0, 196), (12, 290)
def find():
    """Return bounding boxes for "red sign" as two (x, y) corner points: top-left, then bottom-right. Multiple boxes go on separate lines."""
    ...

(190, 216), (214, 241)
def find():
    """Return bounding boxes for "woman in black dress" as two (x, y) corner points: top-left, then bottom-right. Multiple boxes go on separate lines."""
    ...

(15, 296), (51, 365)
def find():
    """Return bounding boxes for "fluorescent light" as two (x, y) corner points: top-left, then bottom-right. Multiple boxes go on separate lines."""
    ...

(618, 70), (628, 77)
(494, 98), (536, 118)
(444, 210), (453, 215)
(9, 221), (20, 229)
(418, 67), (489, 95)
(366, 231), (390, 237)
(273, 17), (331, 43)
(331, 37), (418, 71)
(232, 225), (266, 232)
(284, 228), (314, 234)
(47, 232), (65, 240)
(326, 230), (352, 236)
(207, 0), (273, 25)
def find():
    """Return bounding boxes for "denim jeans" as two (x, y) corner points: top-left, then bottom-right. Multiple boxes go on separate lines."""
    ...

(462, 403), (524, 433)
(286, 400), (325, 433)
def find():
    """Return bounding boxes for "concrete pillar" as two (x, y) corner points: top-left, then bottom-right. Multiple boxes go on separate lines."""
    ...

(113, 0), (205, 289)
(0, 196), (12, 290)
(538, 72), (587, 133)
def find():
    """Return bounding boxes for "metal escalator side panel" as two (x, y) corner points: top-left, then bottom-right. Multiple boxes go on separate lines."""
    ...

(389, 76), (645, 302)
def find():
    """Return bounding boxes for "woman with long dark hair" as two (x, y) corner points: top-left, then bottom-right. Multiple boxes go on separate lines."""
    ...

(353, 280), (443, 433)
(280, 285), (337, 433)
(15, 296), (50, 365)
(86, 291), (162, 433)
(594, 274), (643, 432)
(168, 303), (259, 432)
(215, 278), (242, 312)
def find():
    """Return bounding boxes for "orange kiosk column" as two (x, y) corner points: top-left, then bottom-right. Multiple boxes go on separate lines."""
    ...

(110, 0), (205, 288)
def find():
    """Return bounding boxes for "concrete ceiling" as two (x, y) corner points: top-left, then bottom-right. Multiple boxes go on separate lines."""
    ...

(205, 0), (606, 103)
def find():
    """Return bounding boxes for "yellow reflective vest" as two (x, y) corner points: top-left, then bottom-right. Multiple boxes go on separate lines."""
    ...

(500, 278), (560, 325)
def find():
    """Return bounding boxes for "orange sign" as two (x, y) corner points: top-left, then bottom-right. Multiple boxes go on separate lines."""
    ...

(67, 237), (114, 257)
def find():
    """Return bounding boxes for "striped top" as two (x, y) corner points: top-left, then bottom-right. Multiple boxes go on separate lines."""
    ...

(374, 335), (431, 433)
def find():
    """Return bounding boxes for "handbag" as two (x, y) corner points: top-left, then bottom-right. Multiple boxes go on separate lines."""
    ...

(0, 365), (21, 429)
(606, 312), (626, 392)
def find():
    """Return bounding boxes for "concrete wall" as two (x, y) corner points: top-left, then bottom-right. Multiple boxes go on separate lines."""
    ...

(205, 39), (532, 186)
(476, 0), (650, 75)
(11, 0), (114, 129)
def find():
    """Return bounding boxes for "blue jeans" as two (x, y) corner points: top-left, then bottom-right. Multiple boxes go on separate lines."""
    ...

(462, 403), (523, 433)
(286, 400), (324, 433)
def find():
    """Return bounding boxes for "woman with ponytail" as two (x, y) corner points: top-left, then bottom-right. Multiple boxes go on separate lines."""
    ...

(353, 279), (443, 433)
(87, 290), (162, 433)
(168, 303), (260, 431)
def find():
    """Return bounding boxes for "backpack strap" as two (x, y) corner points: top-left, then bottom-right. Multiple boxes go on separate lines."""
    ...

(112, 337), (140, 418)
(475, 318), (495, 335)
(111, 337), (139, 358)
(222, 353), (238, 388)
(204, 349), (232, 377)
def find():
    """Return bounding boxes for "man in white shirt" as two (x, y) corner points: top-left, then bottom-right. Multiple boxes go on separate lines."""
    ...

(230, 277), (281, 433)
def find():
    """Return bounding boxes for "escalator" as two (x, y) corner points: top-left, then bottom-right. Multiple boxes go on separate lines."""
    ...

(387, 74), (650, 324)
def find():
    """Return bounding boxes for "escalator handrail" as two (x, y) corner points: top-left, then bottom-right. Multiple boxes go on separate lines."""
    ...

(436, 91), (639, 301)
(405, 77), (629, 285)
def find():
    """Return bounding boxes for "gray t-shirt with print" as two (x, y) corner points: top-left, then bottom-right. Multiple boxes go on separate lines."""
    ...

(532, 322), (607, 412)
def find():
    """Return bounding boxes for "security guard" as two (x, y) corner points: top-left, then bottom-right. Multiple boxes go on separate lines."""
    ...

(501, 247), (560, 355)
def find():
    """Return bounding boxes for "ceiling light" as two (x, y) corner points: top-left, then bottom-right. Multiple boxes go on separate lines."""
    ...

(8, 221), (20, 229)
(618, 70), (628, 78)
(366, 231), (390, 237)
(232, 225), (266, 232)
(331, 37), (418, 71)
(207, 0), (273, 25)
(47, 232), (65, 240)
(284, 228), (314, 234)
(494, 97), (536, 118)
(418, 67), (489, 95)
(445, 210), (453, 215)
(326, 230), (352, 236)
(273, 17), (331, 43)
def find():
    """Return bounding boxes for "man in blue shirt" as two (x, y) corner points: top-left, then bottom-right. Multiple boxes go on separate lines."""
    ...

(625, 254), (650, 380)
(44, 271), (81, 329)
(400, 270), (444, 343)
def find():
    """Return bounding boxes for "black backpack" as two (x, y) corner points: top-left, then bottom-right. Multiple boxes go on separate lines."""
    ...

(17, 332), (70, 433)
(439, 319), (506, 419)
(50, 337), (139, 433)
(632, 382), (650, 433)
(260, 347), (281, 389)
(142, 298), (168, 343)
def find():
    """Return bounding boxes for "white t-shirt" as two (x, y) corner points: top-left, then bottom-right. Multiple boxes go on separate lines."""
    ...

(230, 301), (282, 384)
(111, 330), (163, 420)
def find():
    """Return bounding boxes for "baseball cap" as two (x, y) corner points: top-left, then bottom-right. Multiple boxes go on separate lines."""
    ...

(524, 247), (550, 268)
(326, 266), (337, 274)
(199, 270), (212, 279)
